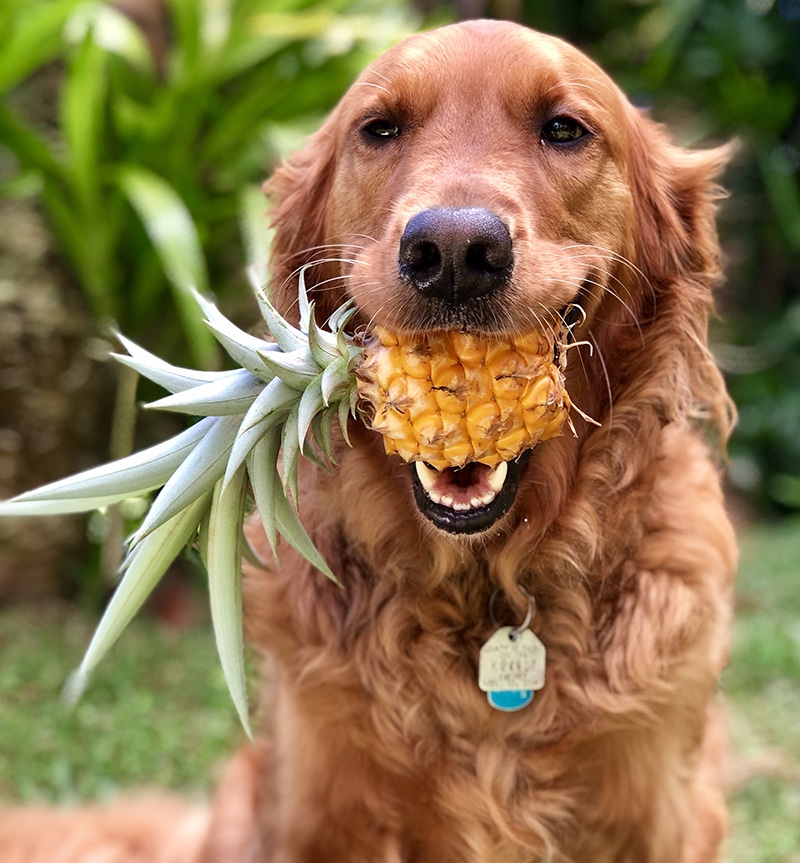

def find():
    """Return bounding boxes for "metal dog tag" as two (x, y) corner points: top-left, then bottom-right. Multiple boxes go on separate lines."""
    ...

(479, 626), (546, 713)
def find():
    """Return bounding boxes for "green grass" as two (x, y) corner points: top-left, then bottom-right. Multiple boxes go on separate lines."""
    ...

(1, 519), (799, 861)
(0, 601), (243, 804)
(724, 516), (800, 863)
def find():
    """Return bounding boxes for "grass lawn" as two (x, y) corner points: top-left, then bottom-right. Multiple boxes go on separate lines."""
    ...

(724, 516), (800, 863)
(1, 517), (799, 859)
(0, 601), (243, 804)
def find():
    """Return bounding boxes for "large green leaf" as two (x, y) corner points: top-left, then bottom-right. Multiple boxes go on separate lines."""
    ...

(0, 0), (84, 94)
(65, 2), (154, 74)
(117, 166), (217, 367)
(62, 27), (106, 214)
(0, 103), (62, 177)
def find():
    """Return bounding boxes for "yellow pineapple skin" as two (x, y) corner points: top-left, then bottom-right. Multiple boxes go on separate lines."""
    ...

(355, 327), (570, 471)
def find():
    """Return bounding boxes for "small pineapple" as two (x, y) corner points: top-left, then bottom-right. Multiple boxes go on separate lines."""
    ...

(356, 327), (570, 471)
(0, 267), (574, 729)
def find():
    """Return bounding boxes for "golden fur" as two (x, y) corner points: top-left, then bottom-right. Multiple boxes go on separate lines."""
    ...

(1, 20), (737, 863)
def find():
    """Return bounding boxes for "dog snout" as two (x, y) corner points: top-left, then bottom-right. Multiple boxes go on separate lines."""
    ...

(398, 207), (513, 304)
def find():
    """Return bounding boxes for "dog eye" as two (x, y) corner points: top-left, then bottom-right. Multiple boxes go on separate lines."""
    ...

(541, 116), (588, 145)
(362, 119), (401, 140)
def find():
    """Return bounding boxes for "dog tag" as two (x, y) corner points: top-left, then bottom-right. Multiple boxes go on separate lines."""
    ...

(479, 626), (545, 712)
(486, 689), (535, 711)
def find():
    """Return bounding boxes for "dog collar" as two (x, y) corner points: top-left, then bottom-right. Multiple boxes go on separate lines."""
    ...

(479, 587), (546, 712)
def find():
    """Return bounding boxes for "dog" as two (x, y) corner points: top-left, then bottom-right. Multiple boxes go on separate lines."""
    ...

(0, 19), (736, 863)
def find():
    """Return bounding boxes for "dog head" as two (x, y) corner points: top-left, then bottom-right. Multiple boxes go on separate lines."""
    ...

(265, 20), (730, 542)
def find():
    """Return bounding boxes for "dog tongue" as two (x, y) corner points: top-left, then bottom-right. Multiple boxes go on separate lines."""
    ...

(414, 461), (508, 512)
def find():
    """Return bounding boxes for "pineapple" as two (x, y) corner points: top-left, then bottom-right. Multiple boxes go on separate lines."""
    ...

(0, 268), (574, 729)
(356, 327), (570, 471)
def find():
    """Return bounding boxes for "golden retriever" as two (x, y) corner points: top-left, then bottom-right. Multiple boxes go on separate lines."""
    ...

(0, 19), (737, 863)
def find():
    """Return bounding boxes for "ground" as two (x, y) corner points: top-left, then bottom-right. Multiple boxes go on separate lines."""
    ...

(0, 517), (798, 862)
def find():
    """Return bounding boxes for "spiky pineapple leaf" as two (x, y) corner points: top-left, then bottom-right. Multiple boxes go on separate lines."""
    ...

(246, 436), (281, 558)
(192, 289), (277, 379)
(250, 277), (307, 353)
(273, 476), (340, 586)
(223, 379), (295, 488)
(257, 347), (319, 389)
(1, 269), (364, 730)
(0, 418), (216, 513)
(280, 411), (301, 506)
(297, 373), (325, 454)
(339, 390), (356, 446)
(113, 332), (229, 394)
(321, 357), (353, 405)
(207, 469), (251, 737)
(297, 268), (313, 333)
(132, 414), (242, 542)
(330, 301), (358, 339)
(247, 438), (339, 584)
(146, 368), (264, 416)
(63, 492), (211, 707)
(307, 306), (341, 366)
(310, 406), (336, 464)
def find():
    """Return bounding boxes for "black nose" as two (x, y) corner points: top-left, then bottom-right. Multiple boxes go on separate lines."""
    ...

(398, 207), (513, 303)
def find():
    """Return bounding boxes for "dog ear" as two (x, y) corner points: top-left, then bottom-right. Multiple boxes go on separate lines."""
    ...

(262, 119), (339, 322)
(581, 110), (735, 444)
(626, 107), (733, 284)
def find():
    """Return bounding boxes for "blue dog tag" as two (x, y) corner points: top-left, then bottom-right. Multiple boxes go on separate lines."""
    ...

(487, 689), (534, 712)
(479, 626), (545, 713)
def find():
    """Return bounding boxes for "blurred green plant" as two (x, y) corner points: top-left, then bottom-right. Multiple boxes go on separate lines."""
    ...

(0, 0), (420, 367)
(720, 302), (800, 511)
(0, 0), (423, 601)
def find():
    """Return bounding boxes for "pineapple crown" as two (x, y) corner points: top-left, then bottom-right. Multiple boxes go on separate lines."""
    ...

(0, 269), (361, 734)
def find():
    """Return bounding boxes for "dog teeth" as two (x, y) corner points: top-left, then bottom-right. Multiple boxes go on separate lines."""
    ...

(415, 462), (439, 492)
(414, 461), (509, 513)
(487, 461), (508, 493)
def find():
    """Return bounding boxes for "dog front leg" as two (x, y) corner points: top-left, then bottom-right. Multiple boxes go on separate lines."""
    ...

(261, 690), (410, 863)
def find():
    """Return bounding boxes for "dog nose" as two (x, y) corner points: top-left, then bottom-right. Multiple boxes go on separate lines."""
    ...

(399, 207), (513, 303)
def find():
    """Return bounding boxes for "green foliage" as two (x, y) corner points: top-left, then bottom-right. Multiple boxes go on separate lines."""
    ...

(721, 304), (800, 511)
(0, 0), (420, 366)
(0, 602), (242, 802)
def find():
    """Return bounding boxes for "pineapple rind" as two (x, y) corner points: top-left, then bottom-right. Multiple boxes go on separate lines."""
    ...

(356, 327), (569, 471)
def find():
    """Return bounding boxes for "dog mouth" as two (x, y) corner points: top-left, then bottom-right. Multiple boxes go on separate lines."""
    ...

(410, 451), (530, 534)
